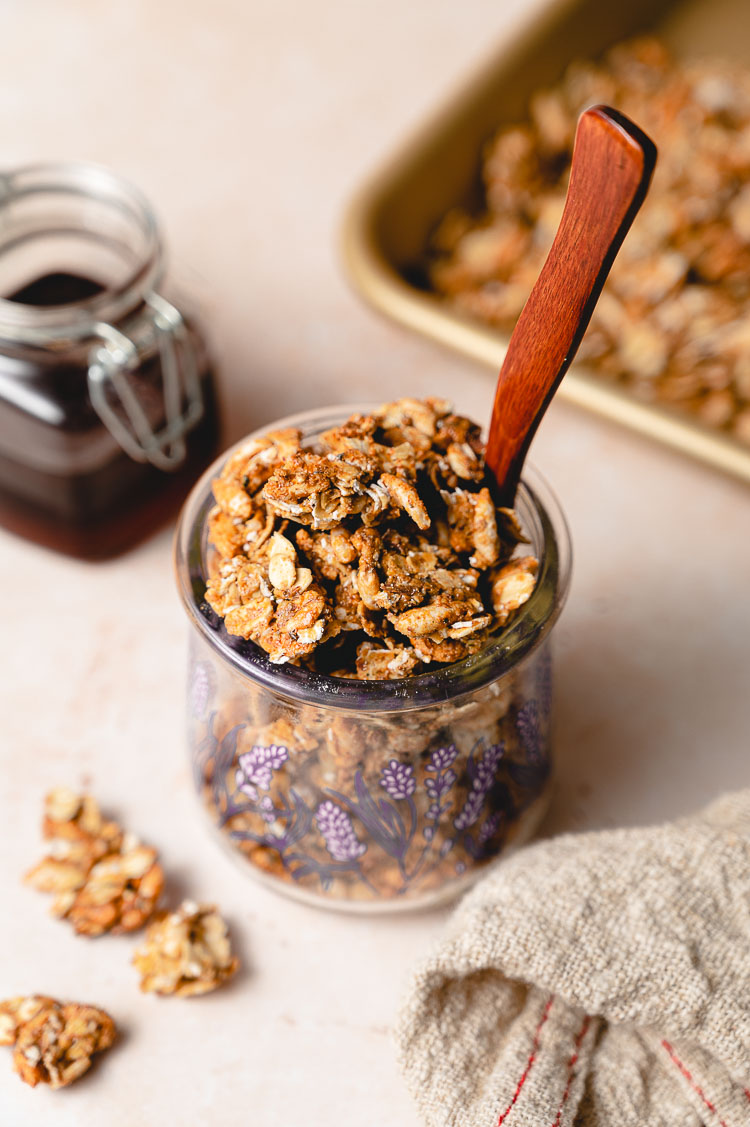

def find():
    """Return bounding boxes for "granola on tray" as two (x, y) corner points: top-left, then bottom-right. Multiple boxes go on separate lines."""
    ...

(428, 37), (750, 443)
(204, 397), (538, 678)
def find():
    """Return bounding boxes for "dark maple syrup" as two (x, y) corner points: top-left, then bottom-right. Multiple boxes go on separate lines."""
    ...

(0, 271), (219, 559)
(8, 271), (105, 307)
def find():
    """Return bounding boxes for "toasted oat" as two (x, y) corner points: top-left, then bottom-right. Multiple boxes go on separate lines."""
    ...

(0, 996), (57, 1048)
(25, 791), (163, 936)
(490, 557), (539, 624)
(1, 996), (116, 1088)
(41, 788), (122, 862)
(354, 641), (422, 680)
(133, 901), (239, 997)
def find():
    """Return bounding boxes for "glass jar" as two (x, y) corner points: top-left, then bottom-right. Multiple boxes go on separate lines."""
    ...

(174, 405), (572, 912)
(0, 162), (219, 559)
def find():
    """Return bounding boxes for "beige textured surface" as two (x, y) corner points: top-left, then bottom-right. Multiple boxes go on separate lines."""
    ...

(0, 1), (749, 1124)
(397, 791), (750, 1126)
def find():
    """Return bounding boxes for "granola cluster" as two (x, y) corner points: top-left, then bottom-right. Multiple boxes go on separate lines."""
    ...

(429, 37), (750, 443)
(24, 788), (164, 936)
(0, 995), (115, 1089)
(5, 794), (240, 1091)
(205, 398), (538, 677)
(133, 901), (239, 997)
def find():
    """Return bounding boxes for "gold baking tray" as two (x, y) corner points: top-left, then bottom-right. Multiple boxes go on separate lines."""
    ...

(341, 0), (750, 486)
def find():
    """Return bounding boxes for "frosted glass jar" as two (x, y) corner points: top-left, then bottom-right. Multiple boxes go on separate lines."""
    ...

(174, 406), (571, 912)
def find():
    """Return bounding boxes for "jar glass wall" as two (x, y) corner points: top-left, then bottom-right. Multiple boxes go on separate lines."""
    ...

(175, 406), (572, 912)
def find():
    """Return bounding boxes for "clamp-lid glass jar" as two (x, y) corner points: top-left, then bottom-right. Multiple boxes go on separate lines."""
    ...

(175, 405), (572, 913)
(0, 162), (218, 559)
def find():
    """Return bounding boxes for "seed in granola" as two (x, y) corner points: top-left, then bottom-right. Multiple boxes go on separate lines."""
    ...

(133, 901), (239, 997)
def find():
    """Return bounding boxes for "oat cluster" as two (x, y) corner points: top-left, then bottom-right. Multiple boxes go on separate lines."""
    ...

(24, 788), (164, 936)
(429, 38), (750, 442)
(205, 397), (537, 678)
(133, 901), (239, 997)
(7, 794), (240, 1090)
(0, 995), (116, 1089)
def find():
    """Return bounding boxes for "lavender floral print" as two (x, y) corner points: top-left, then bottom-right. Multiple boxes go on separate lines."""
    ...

(380, 760), (416, 800)
(316, 801), (367, 862)
(517, 702), (541, 763)
(454, 742), (505, 831)
(192, 648), (554, 899)
(235, 743), (289, 800)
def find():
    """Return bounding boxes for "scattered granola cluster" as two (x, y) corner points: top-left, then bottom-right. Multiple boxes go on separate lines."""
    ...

(205, 397), (538, 677)
(24, 788), (164, 936)
(133, 901), (239, 997)
(0, 995), (116, 1089)
(8, 791), (240, 1089)
(429, 37), (750, 442)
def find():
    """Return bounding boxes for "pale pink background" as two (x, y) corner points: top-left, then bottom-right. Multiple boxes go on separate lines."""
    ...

(1, 2), (749, 1124)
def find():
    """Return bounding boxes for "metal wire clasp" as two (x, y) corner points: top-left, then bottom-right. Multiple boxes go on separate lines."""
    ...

(87, 293), (204, 471)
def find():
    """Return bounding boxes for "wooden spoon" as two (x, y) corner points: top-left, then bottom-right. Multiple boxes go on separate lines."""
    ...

(484, 105), (657, 505)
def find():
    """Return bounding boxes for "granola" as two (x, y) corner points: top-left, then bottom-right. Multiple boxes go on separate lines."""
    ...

(0, 996), (116, 1088)
(25, 788), (164, 936)
(205, 398), (537, 677)
(132, 901), (239, 997)
(428, 38), (750, 444)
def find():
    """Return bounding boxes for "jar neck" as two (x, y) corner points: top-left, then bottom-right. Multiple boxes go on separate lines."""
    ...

(0, 162), (164, 350)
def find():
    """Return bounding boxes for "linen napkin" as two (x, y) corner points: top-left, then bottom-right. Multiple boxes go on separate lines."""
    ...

(396, 791), (750, 1127)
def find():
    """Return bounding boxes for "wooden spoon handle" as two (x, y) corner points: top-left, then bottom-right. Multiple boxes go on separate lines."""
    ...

(485, 105), (656, 504)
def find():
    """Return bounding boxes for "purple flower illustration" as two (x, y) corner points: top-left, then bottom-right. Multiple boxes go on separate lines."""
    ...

(258, 796), (277, 824)
(316, 801), (367, 862)
(453, 787), (485, 832)
(425, 770), (457, 802)
(189, 662), (214, 719)
(454, 742), (505, 831)
(426, 745), (459, 773)
(517, 702), (541, 764)
(475, 741), (505, 789)
(380, 760), (416, 800)
(478, 812), (502, 844)
(235, 743), (289, 800)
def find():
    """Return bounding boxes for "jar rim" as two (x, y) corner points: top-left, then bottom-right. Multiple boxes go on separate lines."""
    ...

(0, 161), (162, 344)
(174, 404), (573, 712)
